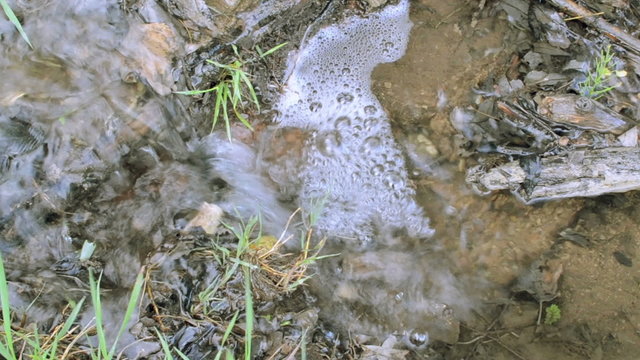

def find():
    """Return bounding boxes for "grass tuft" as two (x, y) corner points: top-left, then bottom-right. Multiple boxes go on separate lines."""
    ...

(578, 45), (625, 99)
(175, 43), (287, 140)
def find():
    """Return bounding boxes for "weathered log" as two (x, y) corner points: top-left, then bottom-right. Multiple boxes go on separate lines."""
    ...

(467, 147), (640, 203)
(537, 94), (636, 135)
(546, 0), (640, 55)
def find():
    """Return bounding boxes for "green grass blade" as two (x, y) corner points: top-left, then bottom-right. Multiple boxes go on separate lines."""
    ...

(259, 42), (288, 58)
(231, 72), (242, 108)
(212, 85), (222, 132)
(238, 73), (260, 112)
(214, 311), (239, 360)
(175, 349), (190, 360)
(243, 267), (253, 360)
(107, 270), (144, 359)
(231, 44), (241, 59)
(0, 342), (12, 359)
(301, 328), (308, 360)
(221, 86), (232, 141)
(0, 253), (16, 360)
(45, 297), (86, 359)
(174, 88), (218, 95)
(89, 270), (109, 359)
(0, 0), (32, 48)
(232, 108), (254, 131)
(206, 60), (235, 71)
(287, 276), (311, 292)
(155, 328), (174, 360)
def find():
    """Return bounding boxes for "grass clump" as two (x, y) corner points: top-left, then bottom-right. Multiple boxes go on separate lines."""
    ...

(0, 0), (32, 47)
(0, 249), (165, 359)
(174, 205), (335, 359)
(175, 42), (287, 140)
(0, 251), (88, 360)
(544, 304), (561, 326)
(578, 45), (625, 99)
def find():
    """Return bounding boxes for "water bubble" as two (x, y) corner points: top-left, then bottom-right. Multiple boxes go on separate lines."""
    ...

(334, 116), (351, 130)
(352, 125), (363, 137)
(317, 132), (342, 157)
(364, 105), (377, 115)
(342, 67), (351, 75)
(370, 164), (384, 176)
(361, 136), (381, 153)
(337, 92), (354, 104)
(309, 102), (323, 112)
(364, 117), (379, 130)
(407, 330), (429, 348)
(384, 172), (404, 189)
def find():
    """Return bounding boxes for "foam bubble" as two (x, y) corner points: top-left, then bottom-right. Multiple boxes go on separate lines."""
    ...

(275, 0), (433, 240)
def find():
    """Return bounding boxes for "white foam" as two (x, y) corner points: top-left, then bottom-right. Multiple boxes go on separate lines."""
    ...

(275, 0), (433, 241)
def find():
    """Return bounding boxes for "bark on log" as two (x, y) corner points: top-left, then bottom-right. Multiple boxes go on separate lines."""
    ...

(467, 147), (640, 203)
(546, 0), (640, 55)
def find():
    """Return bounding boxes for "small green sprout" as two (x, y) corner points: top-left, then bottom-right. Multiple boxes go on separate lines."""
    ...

(578, 45), (625, 99)
(544, 304), (561, 326)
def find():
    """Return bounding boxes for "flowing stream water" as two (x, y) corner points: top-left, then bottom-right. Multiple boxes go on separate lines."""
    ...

(1, 0), (639, 358)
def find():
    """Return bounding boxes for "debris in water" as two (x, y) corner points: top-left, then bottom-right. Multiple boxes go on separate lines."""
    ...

(613, 250), (632, 267)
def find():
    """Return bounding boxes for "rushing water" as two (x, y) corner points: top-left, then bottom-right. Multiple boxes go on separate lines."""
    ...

(3, 0), (627, 357)
(0, 0), (502, 352)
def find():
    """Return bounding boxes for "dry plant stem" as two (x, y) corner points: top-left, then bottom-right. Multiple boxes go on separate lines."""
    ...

(143, 266), (166, 331)
(546, 0), (640, 54)
(485, 335), (527, 360)
(537, 301), (543, 326)
(60, 323), (95, 359)
(266, 344), (284, 360)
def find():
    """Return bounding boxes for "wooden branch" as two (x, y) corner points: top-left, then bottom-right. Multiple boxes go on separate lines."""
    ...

(467, 147), (640, 204)
(546, 0), (640, 55)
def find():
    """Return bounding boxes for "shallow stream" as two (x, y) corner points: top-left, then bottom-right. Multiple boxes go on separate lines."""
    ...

(1, 0), (639, 358)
